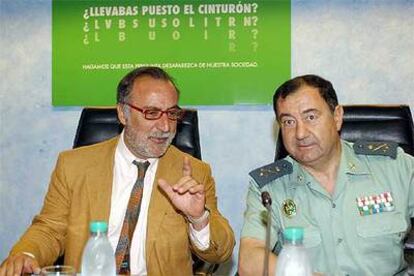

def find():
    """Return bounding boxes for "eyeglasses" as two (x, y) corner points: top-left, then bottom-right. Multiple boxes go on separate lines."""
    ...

(124, 102), (185, 121)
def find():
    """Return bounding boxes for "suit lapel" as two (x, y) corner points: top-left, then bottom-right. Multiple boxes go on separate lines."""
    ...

(85, 137), (118, 222)
(146, 146), (183, 264)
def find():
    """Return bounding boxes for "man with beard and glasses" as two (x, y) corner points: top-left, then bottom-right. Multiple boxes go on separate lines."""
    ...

(0, 66), (235, 276)
(238, 75), (414, 275)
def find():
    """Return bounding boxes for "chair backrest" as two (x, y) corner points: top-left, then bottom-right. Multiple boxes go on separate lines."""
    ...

(275, 104), (414, 160)
(73, 107), (202, 160)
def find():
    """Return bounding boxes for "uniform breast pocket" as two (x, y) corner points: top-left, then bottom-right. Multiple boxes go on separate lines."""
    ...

(356, 212), (407, 256)
(303, 227), (322, 249)
(302, 227), (323, 272)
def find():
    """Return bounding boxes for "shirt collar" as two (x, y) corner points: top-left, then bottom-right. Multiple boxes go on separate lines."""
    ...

(341, 140), (369, 175)
(285, 139), (370, 185)
(285, 155), (310, 187)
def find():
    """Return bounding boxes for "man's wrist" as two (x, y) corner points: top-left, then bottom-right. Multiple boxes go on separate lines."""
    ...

(187, 208), (210, 225)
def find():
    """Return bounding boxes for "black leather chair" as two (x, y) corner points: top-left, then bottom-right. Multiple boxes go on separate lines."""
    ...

(58, 107), (218, 275)
(274, 104), (414, 263)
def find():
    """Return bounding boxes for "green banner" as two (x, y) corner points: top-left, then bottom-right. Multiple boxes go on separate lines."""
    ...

(52, 0), (290, 106)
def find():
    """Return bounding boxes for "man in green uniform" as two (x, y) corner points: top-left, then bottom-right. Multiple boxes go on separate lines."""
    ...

(238, 75), (414, 275)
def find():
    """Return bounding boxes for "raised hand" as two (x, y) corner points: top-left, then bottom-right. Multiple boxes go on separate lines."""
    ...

(158, 156), (206, 220)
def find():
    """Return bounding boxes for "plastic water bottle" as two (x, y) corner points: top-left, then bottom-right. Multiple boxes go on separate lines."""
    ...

(275, 227), (312, 276)
(81, 221), (116, 276)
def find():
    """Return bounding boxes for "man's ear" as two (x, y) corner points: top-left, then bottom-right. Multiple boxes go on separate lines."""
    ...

(334, 105), (344, 131)
(117, 104), (127, 126)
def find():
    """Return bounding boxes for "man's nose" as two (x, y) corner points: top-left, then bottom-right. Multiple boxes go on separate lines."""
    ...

(156, 113), (171, 132)
(295, 120), (309, 140)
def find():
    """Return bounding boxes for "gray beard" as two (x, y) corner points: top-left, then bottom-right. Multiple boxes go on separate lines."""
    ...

(124, 128), (176, 159)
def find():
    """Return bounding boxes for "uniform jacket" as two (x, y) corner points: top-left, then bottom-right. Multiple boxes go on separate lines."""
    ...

(11, 136), (235, 275)
(243, 140), (414, 275)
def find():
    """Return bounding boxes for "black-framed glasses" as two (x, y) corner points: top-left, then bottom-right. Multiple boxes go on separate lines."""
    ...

(124, 102), (185, 121)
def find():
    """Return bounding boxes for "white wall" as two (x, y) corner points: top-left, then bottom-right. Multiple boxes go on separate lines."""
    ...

(0, 1), (413, 275)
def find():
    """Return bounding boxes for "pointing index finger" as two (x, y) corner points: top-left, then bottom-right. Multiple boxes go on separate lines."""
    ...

(183, 156), (192, 177)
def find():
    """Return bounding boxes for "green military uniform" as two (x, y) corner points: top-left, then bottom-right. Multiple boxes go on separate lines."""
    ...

(241, 140), (414, 275)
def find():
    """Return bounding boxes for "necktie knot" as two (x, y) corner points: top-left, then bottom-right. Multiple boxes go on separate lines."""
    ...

(132, 160), (150, 181)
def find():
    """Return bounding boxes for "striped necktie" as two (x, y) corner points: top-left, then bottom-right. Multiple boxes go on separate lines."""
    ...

(115, 160), (150, 275)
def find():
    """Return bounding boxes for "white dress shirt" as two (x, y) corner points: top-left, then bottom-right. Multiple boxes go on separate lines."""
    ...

(107, 132), (210, 275)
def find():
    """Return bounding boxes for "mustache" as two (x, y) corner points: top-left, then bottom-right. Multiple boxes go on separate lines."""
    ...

(297, 142), (312, 146)
(149, 131), (174, 139)
(296, 139), (314, 147)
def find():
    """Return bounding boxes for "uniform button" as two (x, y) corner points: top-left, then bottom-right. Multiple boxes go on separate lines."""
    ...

(332, 202), (336, 208)
(337, 238), (343, 244)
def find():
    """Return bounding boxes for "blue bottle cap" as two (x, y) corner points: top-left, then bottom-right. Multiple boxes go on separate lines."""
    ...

(89, 221), (108, 233)
(283, 227), (304, 242)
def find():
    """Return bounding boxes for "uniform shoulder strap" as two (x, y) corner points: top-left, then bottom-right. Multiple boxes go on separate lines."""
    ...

(249, 159), (293, 188)
(353, 140), (398, 159)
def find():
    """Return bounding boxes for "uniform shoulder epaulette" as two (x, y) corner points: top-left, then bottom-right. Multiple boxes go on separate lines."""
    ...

(353, 140), (398, 159)
(249, 159), (293, 188)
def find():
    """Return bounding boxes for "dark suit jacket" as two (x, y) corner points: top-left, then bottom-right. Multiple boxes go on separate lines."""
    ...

(10, 136), (235, 275)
